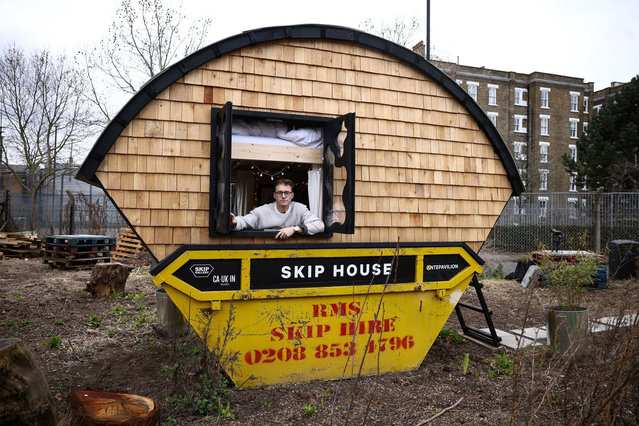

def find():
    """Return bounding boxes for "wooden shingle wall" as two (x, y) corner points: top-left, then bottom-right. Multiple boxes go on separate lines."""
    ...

(95, 40), (512, 260)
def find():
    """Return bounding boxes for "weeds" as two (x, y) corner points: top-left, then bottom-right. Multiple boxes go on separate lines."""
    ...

(80, 290), (90, 298)
(489, 352), (514, 377)
(462, 353), (470, 375)
(439, 326), (465, 344)
(110, 305), (126, 315)
(1, 320), (34, 328)
(217, 401), (235, 420)
(126, 291), (145, 301)
(44, 333), (65, 350)
(303, 403), (317, 416)
(87, 314), (102, 328)
(15, 294), (25, 301)
(481, 262), (505, 279)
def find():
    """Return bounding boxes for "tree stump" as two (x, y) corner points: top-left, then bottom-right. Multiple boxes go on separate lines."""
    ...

(0, 338), (57, 425)
(85, 263), (133, 298)
(58, 389), (159, 426)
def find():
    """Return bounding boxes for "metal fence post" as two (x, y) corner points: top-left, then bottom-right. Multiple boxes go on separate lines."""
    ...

(594, 187), (603, 253)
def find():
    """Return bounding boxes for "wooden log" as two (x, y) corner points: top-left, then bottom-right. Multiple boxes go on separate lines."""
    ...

(59, 389), (159, 426)
(85, 263), (133, 298)
(0, 338), (57, 425)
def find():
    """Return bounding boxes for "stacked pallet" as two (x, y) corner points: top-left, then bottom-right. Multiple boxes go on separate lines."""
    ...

(43, 235), (116, 269)
(112, 228), (145, 263)
(0, 233), (43, 258)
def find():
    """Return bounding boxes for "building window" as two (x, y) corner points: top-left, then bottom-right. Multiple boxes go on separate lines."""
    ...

(467, 81), (479, 101)
(538, 196), (548, 218)
(518, 169), (527, 190)
(540, 87), (550, 108)
(568, 197), (578, 219)
(570, 91), (580, 112)
(569, 173), (577, 192)
(514, 141), (527, 160)
(515, 88), (528, 106)
(569, 144), (577, 163)
(210, 102), (356, 236)
(488, 84), (498, 106)
(593, 104), (602, 113)
(540, 114), (549, 136)
(570, 118), (579, 138)
(583, 96), (589, 113)
(539, 169), (549, 191)
(487, 112), (498, 126)
(539, 142), (549, 163)
(514, 115), (527, 133)
(583, 122), (588, 135)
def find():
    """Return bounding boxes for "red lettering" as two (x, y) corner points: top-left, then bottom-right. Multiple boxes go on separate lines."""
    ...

(339, 318), (396, 336)
(313, 301), (361, 318)
(270, 327), (285, 342)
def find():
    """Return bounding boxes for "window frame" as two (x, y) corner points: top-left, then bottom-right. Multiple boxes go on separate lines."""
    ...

(570, 91), (580, 112)
(539, 141), (549, 163)
(467, 81), (479, 101)
(539, 114), (550, 136)
(487, 84), (498, 106)
(487, 111), (498, 126)
(514, 88), (528, 106)
(539, 169), (549, 191)
(514, 114), (527, 133)
(540, 87), (550, 109)
(583, 96), (589, 113)
(538, 196), (549, 218)
(209, 102), (356, 237)
(569, 118), (579, 139)
(569, 144), (577, 163)
(569, 172), (578, 192)
(513, 141), (527, 161)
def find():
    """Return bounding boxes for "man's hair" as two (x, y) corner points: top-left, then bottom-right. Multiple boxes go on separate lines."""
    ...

(275, 178), (295, 191)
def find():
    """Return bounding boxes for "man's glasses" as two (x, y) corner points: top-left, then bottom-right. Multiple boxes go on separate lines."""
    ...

(274, 191), (293, 197)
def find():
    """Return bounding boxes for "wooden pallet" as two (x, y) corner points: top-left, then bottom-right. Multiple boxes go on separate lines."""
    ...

(112, 228), (145, 263)
(0, 233), (43, 258)
(43, 234), (115, 270)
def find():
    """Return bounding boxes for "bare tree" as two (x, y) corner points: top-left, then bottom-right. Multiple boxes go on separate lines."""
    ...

(0, 45), (94, 231)
(360, 17), (421, 48)
(80, 0), (211, 122)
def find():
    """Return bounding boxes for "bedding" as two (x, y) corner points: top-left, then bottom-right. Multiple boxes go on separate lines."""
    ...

(232, 119), (323, 148)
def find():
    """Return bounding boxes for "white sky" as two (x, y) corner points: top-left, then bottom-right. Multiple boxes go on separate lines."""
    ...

(1, 0), (638, 91)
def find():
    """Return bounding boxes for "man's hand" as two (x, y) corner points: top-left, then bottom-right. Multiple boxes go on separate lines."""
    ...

(230, 213), (237, 227)
(275, 226), (296, 239)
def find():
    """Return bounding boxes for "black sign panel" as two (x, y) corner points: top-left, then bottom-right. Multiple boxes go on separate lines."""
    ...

(423, 254), (469, 282)
(251, 256), (416, 289)
(173, 259), (241, 292)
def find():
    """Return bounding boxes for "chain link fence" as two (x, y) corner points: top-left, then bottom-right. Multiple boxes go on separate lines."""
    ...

(1, 191), (127, 237)
(485, 192), (639, 253)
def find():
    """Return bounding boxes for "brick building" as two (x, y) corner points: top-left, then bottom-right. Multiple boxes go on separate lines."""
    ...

(592, 81), (628, 112)
(413, 42), (593, 195)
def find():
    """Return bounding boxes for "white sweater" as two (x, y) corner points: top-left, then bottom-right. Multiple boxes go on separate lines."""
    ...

(233, 202), (325, 235)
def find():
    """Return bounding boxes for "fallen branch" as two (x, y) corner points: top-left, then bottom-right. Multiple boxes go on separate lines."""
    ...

(416, 397), (464, 425)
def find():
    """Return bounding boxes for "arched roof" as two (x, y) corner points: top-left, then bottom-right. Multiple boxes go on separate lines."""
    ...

(77, 24), (524, 195)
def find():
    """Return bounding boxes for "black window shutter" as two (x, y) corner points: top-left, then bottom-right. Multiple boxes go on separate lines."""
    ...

(323, 113), (356, 234)
(209, 102), (233, 236)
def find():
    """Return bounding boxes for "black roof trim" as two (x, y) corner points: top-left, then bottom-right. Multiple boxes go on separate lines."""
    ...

(150, 241), (484, 276)
(76, 24), (524, 195)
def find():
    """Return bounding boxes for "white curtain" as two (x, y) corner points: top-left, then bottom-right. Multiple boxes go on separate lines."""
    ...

(308, 165), (323, 219)
(234, 170), (254, 215)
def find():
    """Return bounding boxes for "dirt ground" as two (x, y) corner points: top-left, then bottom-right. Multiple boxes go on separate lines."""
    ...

(1, 251), (638, 425)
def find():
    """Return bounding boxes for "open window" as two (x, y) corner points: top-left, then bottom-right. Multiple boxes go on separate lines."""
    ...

(210, 102), (355, 237)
